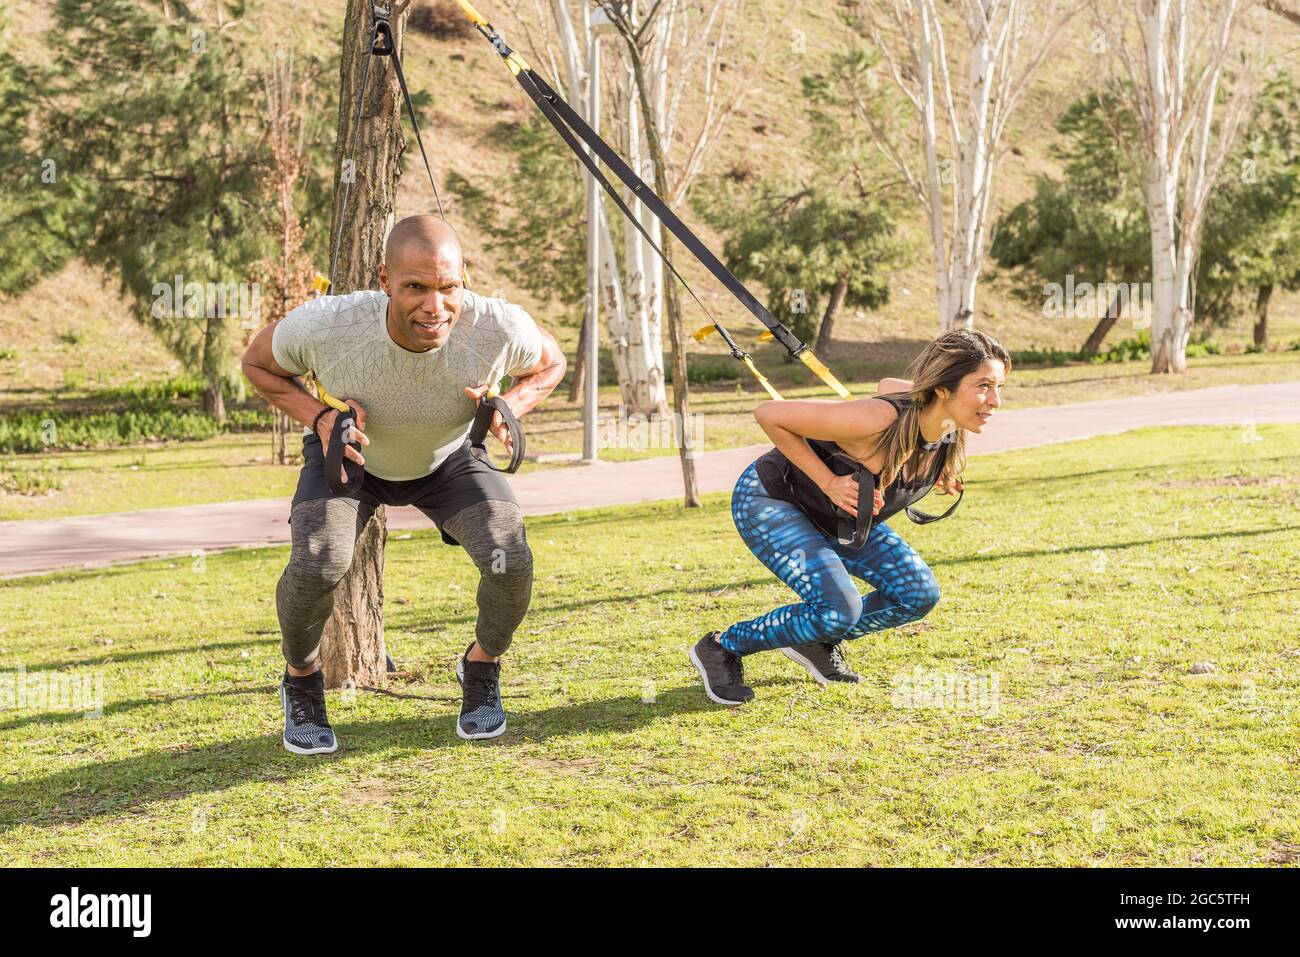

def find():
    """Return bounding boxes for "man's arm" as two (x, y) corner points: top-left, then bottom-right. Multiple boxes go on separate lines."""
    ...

(502, 324), (566, 417)
(241, 322), (330, 427)
(466, 324), (566, 453)
(241, 322), (369, 475)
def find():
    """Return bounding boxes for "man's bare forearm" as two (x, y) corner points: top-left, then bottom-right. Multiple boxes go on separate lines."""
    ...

(243, 361), (328, 428)
(503, 359), (565, 418)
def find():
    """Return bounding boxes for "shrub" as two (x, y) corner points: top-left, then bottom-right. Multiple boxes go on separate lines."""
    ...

(408, 1), (477, 40)
(0, 465), (63, 496)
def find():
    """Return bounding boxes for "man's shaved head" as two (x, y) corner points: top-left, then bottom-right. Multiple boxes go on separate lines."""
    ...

(379, 214), (467, 353)
(384, 214), (463, 270)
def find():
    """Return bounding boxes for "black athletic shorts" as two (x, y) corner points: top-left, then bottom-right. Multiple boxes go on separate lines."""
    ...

(290, 433), (518, 546)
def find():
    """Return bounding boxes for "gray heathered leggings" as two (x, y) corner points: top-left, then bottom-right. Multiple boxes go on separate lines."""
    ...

(276, 498), (533, 668)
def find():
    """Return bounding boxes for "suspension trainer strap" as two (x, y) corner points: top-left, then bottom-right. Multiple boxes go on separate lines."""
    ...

(467, 391), (526, 473)
(457, 2), (852, 401)
(840, 460), (876, 548)
(324, 403), (366, 496)
(370, 4), (448, 220)
(905, 486), (964, 525)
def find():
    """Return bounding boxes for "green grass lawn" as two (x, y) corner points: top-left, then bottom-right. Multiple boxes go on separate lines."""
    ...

(0, 422), (1297, 866)
(4, 350), (1299, 521)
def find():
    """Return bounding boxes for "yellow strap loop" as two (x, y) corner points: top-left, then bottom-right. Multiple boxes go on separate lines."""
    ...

(504, 50), (532, 75)
(798, 351), (852, 400)
(454, 0), (490, 27)
(307, 371), (352, 413)
(741, 356), (784, 401)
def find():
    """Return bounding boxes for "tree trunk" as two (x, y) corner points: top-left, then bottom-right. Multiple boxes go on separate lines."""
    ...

(317, 507), (387, 687)
(815, 277), (848, 355)
(272, 409), (293, 465)
(1081, 287), (1124, 356)
(201, 312), (227, 424)
(316, 0), (408, 691)
(550, 0), (665, 416)
(625, 39), (698, 507)
(1254, 283), (1272, 347)
(203, 376), (226, 423)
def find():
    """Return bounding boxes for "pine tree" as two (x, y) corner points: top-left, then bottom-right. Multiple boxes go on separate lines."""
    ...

(38, 0), (269, 422)
(691, 47), (910, 354)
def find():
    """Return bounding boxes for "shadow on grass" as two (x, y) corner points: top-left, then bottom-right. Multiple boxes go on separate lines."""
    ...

(14, 637), (277, 674)
(970, 454), (1300, 489)
(0, 684), (726, 833)
(0, 683), (278, 734)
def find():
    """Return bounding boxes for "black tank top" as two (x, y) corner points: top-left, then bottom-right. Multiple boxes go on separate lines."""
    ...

(753, 394), (950, 525)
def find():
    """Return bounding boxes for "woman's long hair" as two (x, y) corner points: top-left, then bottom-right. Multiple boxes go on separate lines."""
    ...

(871, 329), (1011, 492)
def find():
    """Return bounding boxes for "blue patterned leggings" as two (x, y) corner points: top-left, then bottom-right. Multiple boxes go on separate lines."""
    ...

(719, 462), (942, 656)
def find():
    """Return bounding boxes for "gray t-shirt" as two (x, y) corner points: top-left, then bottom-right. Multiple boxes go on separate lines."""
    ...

(272, 289), (544, 480)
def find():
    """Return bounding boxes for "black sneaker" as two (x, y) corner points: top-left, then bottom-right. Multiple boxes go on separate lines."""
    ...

(279, 669), (338, 755)
(780, 641), (863, 685)
(454, 643), (507, 740)
(688, 632), (755, 706)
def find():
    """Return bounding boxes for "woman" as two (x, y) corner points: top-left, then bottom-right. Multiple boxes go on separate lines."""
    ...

(689, 329), (1010, 705)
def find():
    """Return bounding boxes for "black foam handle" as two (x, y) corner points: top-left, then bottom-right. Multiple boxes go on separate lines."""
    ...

(324, 405), (365, 497)
(468, 395), (525, 474)
(833, 457), (875, 549)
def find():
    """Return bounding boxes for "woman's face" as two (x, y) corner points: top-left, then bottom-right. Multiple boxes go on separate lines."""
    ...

(943, 359), (1006, 434)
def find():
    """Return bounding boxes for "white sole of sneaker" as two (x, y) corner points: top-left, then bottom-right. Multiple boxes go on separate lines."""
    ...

(779, 646), (831, 687)
(279, 685), (339, 755)
(688, 644), (750, 706)
(282, 736), (339, 756)
(456, 718), (507, 741)
(454, 658), (506, 740)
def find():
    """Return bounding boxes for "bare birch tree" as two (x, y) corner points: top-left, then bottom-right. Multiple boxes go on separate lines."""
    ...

(1094, 0), (1260, 373)
(848, 0), (1061, 332)
(605, 0), (754, 507)
(501, 0), (754, 426)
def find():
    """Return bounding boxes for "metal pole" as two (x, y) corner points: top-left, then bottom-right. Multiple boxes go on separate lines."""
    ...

(582, 30), (601, 463)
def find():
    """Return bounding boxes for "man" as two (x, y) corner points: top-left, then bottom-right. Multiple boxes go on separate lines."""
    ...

(242, 214), (565, 752)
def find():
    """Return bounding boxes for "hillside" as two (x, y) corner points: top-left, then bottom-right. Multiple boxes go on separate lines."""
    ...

(2, 0), (1298, 398)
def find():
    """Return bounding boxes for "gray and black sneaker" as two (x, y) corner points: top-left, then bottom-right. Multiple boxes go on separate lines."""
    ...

(454, 643), (507, 740)
(689, 632), (756, 706)
(279, 670), (338, 755)
(780, 641), (863, 685)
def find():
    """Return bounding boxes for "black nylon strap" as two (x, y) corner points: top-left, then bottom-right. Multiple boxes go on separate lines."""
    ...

(374, 12), (448, 220)
(325, 405), (365, 496)
(906, 485), (964, 525)
(467, 395), (525, 473)
(832, 456), (875, 549)
(511, 66), (804, 360)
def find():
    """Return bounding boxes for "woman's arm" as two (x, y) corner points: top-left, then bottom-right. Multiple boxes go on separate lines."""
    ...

(877, 377), (913, 394)
(754, 398), (896, 495)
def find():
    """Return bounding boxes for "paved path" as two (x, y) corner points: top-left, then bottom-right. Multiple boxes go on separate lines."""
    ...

(3, 380), (1297, 578)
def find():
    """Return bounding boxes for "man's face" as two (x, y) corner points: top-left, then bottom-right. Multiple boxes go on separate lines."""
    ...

(380, 250), (465, 351)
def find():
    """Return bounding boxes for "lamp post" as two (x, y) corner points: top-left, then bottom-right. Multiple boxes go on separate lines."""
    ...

(583, 5), (618, 464)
